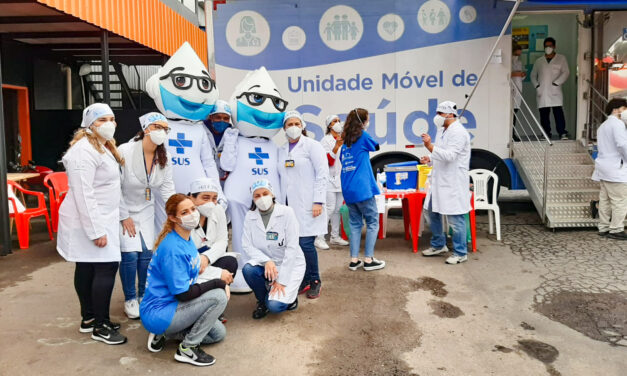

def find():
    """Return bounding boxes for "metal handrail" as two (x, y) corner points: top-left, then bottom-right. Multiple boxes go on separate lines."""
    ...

(585, 78), (609, 104)
(510, 78), (553, 145)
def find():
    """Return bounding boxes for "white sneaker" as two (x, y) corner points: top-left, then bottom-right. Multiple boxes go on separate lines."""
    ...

(363, 258), (386, 271)
(330, 237), (349, 246)
(124, 299), (140, 319)
(314, 237), (330, 250)
(422, 245), (449, 257)
(445, 254), (468, 264)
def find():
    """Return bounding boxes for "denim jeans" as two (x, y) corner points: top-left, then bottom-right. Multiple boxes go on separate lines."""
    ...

(347, 197), (379, 259)
(428, 200), (468, 257)
(119, 235), (152, 301)
(242, 264), (290, 313)
(299, 236), (320, 283)
(163, 289), (227, 347)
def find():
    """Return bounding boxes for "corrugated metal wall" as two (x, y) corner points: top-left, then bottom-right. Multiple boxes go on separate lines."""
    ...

(36, 0), (208, 64)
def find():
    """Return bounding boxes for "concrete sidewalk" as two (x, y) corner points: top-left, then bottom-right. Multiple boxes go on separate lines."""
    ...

(0, 213), (625, 376)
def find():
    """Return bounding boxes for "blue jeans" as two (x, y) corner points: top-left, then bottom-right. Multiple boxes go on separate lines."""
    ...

(119, 235), (152, 301)
(428, 200), (468, 257)
(242, 264), (290, 313)
(299, 236), (320, 283)
(347, 197), (379, 259)
(163, 289), (227, 347)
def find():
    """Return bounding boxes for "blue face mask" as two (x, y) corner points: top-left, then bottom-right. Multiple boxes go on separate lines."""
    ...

(159, 84), (215, 121)
(236, 101), (284, 129)
(211, 121), (231, 133)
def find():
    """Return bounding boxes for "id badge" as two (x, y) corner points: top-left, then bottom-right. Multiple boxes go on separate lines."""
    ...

(145, 187), (152, 201)
(285, 159), (295, 168)
(266, 231), (279, 241)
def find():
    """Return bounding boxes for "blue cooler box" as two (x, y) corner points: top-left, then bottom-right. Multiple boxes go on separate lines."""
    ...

(384, 161), (419, 190)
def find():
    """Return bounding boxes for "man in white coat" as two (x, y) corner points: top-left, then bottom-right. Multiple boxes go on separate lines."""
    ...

(530, 37), (570, 140)
(591, 98), (627, 240)
(420, 101), (471, 264)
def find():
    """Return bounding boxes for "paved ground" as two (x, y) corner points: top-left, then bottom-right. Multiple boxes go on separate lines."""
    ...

(0, 208), (625, 376)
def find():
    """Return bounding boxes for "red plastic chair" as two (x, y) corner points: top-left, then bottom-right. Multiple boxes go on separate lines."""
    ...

(43, 172), (68, 233)
(8, 180), (54, 249)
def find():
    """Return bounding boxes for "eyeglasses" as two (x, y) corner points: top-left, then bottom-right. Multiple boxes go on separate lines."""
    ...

(159, 71), (216, 93)
(236, 92), (288, 112)
(152, 124), (171, 134)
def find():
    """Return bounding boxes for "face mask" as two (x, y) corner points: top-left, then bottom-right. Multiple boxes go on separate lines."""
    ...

(433, 115), (446, 127)
(212, 121), (231, 133)
(148, 129), (167, 145)
(363, 121), (370, 130)
(545, 47), (554, 55)
(255, 195), (274, 211)
(331, 122), (343, 133)
(93, 121), (116, 141)
(197, 202), (216, 217)
(285, 126), (302, 140)
(178, 210), (200, 230)
(621, 110), (627, 124)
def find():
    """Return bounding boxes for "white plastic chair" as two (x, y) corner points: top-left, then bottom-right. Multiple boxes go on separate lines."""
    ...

(380, 198), (402, 238)
(469, 169), (501, 241)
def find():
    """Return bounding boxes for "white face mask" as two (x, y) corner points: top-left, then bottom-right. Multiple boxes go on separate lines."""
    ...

(331, 122), (343, 133)
(178, 210), (200, 230)
(545, 47), (554, 55)
(255, 195), (274, 211)
(621, 109), (627, 124)
(93, 121), (116, 141)
(433, 115), (446, 127)
(197, 201), (216, 217)
(363, 121), (370, 130)
(285, 126), (303, 140)
(148, 129), (167, 145)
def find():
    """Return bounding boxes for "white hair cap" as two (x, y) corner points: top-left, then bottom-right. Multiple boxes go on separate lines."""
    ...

(81, 103), (114, 128)
(250, 179), (274, 195)
(283, 110), (306, 129)
(210, 99), (232, 116)
(139, 112), (168, 130)
(436, 101), (458, 117)
(189, 178), (220, 194)
(325, 114), (340, 127)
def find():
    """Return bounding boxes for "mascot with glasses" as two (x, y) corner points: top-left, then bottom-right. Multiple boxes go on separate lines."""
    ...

(221, 67), (288, 292)
(146, 43), (225, 223)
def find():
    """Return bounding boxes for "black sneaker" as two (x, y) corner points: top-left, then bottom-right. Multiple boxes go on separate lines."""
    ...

(363, 258), (386, 271)
(598, 231), (609, 237)
(609, 232), (627, 240)
(147, 333), (166, 353)
(91, 322), (127, 345)
(174, 344), (216, 367)
(218, 314), (227, 324)
(306, 280), (321, 299)
(252, 301), (268, 320)
(298, 279), (310, 294)
(287, 298), (298, 311)
(348, 260), (363, 271)
(79, 318), (120, 333)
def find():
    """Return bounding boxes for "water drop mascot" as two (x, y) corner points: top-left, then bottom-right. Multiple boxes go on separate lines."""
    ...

(146, 42), (225, 226)
(221, 67), (287, 292)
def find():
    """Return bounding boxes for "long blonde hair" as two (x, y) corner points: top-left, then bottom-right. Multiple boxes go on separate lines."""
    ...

(68, 128), (125, 165)
(154, 193), (191, 249)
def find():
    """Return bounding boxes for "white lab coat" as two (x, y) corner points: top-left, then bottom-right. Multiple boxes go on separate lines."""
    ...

(118, 140), (176, 252)
(278, 136), (329, 237)
(592, 115), (627, 183)
(511, 56), (524, 110)
(320, 134), (342, 192)
(191, 206), (237, 282)
(530, 53), (570, 108)
(424, 120), (471, 215)
(242, 204), (305, 304)
(57, 137), (121, 262)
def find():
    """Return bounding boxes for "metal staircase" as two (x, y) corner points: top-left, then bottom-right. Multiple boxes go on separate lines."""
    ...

(510, 79), (598, 228)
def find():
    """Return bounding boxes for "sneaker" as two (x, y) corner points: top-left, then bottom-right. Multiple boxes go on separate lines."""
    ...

(218, 314), (227, 324)
(598, 231), (609, 237)
(287, 298), (298, 311)
(306, 280), (321, 299)
(174, 344), (216, 367)
(314, 237), (330, 250)
(422, 245), (449, 257)
(363, 258), (386, 271)
(147, 333), (166, 353)
(560, 134), (569, 140)
(124, 299), (140, 319)
(298, 279), (310, 294)
(79, 318), (120, 333)
(91, 322), (127, 345)
(330, 237), (349, 246)
(445, 254), (468, 265)
(608, 231), (627, 240)
(252, 301), (268, 320)
(348, 260), (363, 271)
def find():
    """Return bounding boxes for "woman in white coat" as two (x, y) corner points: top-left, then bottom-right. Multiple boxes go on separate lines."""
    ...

(278, 110), (328, 299)
(316, 114), (350, 249)
(118, 112), (176, 319)
(242, 179), (305, 319)
(57, 103), (127, 345)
